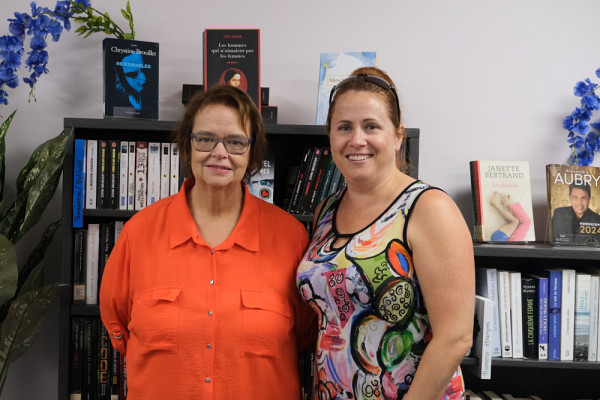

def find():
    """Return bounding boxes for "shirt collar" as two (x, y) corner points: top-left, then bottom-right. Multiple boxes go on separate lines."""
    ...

(168, 177), (259, 252)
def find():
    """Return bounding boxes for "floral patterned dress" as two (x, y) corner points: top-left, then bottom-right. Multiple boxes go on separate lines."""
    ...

(297, 181), (465, 400)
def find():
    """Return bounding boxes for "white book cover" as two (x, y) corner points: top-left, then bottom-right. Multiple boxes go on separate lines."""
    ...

(118, 141), (129, 210)
(85, 223), (100, 305)
(114, 220), (125, 244)
(497, 270), (512, 358)
(85, 139), (97, 209)
(509, 271), (523, 358)
(473, 295), (493, 379)
(315, 52), (377, 125)
(574, 273), (591, 361)
(560, 269), (576, 360)
(170, 143), (180, 195)
(590, 275), (599, 362)
(135, 141), (148, 210)
(146, 142), (161, 206)
(127, 141), (136, 210)
(475, 267), (502, 357)
(160, 142), (171, 199)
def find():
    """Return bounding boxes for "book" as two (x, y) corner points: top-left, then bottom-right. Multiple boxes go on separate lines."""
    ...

(497, 270), (513, 358)
(146, 142), (161, 206)
(560, 268), (576, 360)
(545, 164), (600, 246)
(118, 141), (129, 210)
(248, 149), (274, 203)
(110, 346), (120, 400)
(85, 139), (97, 209)
(469, 160), (535, 242)
(315, 51), (377, 125)
(82, 318), (98, 399)
(98, 323), (111, 399)
(288, 147), (314, 214)
(135, 141), (148, 210)
(103, 38), (159, 119)
(127, 141), (136, 210)
(531, 274), (549, 360)
(107, 140), (120, 209)
(315, 153), (338, 206)
(160, 142), (170, 199)
(203, 29), (260, 109)
(574, 272), (591, 361)
(521, 275), (539, 359)
(307, 148), (331, 213)
(299, 147), (324, 214)
(473, 295), (493, 379)
(97, 139), (108, 209)
(73, 229), (86, 304)
(509, 271), (524, 358)
(546, 269), (562, 360)
(588, 274), (599, 361)
(85, 224), (100, 305)
(73, 138), (86, 228)
(475, 267), (502, 357)
(261, 105), (277, 124)
(98, 222), (115, 287)
(69, 317), (83, 400)
(170, 143), (180, 195)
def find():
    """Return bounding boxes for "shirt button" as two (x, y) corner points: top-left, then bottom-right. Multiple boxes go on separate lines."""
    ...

(207, 344), (212, 349)
(205, 377), (211, 383)
(208, 311), (213, 316)
(209, 280), (214, 285)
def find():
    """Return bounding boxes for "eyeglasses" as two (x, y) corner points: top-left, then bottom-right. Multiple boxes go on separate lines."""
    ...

(189, 132), (253, 155)
(329, 73), (401, 120)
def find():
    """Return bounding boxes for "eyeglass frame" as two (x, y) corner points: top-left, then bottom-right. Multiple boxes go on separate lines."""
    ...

(189, 132), (254, 155)
(328, 73), (401, 121)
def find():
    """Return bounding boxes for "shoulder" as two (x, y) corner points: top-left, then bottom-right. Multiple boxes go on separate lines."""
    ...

(253, 197), (307, 231)
(552, 206), (571, 217)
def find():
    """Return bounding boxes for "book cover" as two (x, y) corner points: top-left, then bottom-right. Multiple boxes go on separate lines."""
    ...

(531, 274), (549, 360)
(98, 323), (110, 399)
(307, 148), (331, 213)
(98, 222), (115, 287)
(119, 141), (129, 210)
(203, 29), (260, 109)
(560, 268), (576, 360)
(315, 153), (337, 206)
(475, 267), (502, 357)
(103, 38), (159, 119)
(110, 346), (120, 400)
(521, 275), (539, 359)
(82, 318), (98, 400)
(69, 317), (83, 399)
(248, 149), (274, 203)
(473, 295), (493, 379)
(497, 270), (513, 358)
(574, 272), (591, 361)
(97, 139), (108, 209)
(588, 274), (599, 361)
(160, 142), (171, 199)
(73, 229), (86, 304)
(85, 139), (97, 210)
(545, 164), (600, 246)
(146, 142), (161, 206)
(135, 141), (148, 210)
(127, 141), (136, 210)
(509, 271), (524, 358)
(73, 138), (86, 228)
(469, 161), (535, 243)
(288, 147), (314, 214)
(170, 143), (180, 196)
(299, 147), (324, 214)
(108, 140), (119, 209)
(85, 224), (100, 305)
(546, 269), (562, 360)
(315, 52), (377, 125)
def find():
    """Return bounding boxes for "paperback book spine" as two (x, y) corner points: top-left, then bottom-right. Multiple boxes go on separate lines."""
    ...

(547, 269), (562, 360)
(135, 141), (148, 210)
(536, 275), (549, 360)
(146, 142), (161, 206)
(521, 275), (538, 359)
(509, 271), (523, 358)
(160, 142), (170, 199)
(574, 273), (591, 361)
(85, 140), (98, 209)
(85, 224), (100, 305)
(118, 141), (128, 210)
(107, 140), (119, 209)
(127, 141), (136, 210)
(170, 143), (180, 195)
(73, 138), (86, 228)
(560, 269), (576, 361)
(497, 270), (512, 358)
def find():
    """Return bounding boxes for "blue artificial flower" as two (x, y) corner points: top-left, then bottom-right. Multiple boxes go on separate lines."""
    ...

(47, 19), (64, 42)
(574, 80), (591, 97)
(573, 121), (590, 135)
(590, 121), (600, 131)
(570, 107), (591, 122)
(29, 36), (47, 51)
(53, 1), (74, 30)
(0, 35), (24, 54)
(582, 94), (600, 111)
(8, 12), (29, 39)
(73, 0), (92, 8)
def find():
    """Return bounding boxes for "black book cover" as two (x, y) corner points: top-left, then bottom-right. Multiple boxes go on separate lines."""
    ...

(307, 148), (331, 213)
(98, 323), (111, 400)
(97, 140), (108, 209)
(108, 140), (120, 209)
(521, 274), (539, 359)
(299, 147), (323, 214)
(69, 317), (83, 398)
(73, 229), (86, 304)
(83, 317), (98, 400)
(203, 29), (260, 109)
(98, 222), (115, 286)
(288, 147), (314, 214)
(103, 38), (159, 119)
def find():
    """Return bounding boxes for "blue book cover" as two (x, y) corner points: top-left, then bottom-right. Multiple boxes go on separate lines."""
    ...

(547, 269), (562, 360)
(535, 274), (549, 359)
(72, 139), (86, 228)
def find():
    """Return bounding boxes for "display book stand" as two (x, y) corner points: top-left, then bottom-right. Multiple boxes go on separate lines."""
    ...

(57, 117), (418, 398)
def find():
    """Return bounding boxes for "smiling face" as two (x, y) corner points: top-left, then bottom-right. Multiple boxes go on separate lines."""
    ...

(329, 90), (402, 185)
(190, 104), (250, 191)
(570, 187), (591, 219)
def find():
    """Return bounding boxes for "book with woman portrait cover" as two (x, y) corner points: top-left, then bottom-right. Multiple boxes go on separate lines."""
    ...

(470, 160), (536, 243)
(546, 164), (600, 246)
(203, 29), (260, 109)
(103, 38), (159, 119)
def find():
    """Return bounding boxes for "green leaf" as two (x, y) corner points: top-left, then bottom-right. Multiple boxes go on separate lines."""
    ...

(0, 285), (58, 377)
(126, 1), (132, 15)
(18, 220), (61, 290)
(0, 111), (17, 208)
(0, 234), (17, 307)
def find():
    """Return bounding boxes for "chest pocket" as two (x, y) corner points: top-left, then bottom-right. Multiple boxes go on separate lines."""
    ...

(130, 287), (181, 355)
(240, 290), (292, 358)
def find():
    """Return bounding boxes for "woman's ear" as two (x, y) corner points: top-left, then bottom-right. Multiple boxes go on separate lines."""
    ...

(395, 124), (405, 151)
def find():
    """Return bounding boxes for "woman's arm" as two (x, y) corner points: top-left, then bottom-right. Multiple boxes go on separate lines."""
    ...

(405, 189), (475, 400)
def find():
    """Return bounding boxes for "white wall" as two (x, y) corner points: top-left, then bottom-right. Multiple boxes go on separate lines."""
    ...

(2, 0), (599, 398)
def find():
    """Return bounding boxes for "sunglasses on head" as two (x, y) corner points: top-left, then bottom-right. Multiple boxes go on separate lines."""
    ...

(329, 73), (400, 121)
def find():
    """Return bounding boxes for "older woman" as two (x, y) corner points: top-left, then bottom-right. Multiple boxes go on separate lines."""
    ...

(100, 84), (316, 400)
(297, 67), (474, 400)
